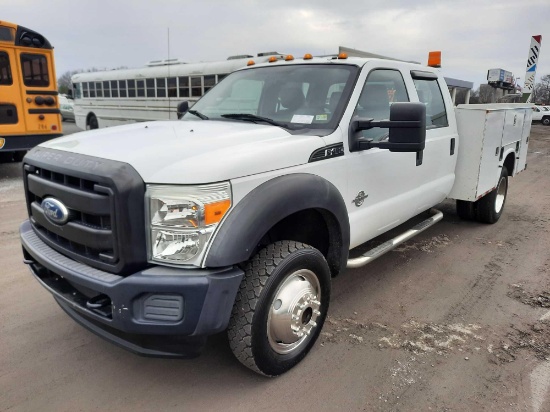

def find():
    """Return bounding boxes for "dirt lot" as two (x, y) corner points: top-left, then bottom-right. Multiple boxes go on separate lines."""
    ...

(1, 125), (549, 411)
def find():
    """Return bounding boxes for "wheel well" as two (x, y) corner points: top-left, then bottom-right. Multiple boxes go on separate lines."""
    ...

(257, 208), (343, 277)
(503, 152), (515, 176)
(86, 112), (96, 125)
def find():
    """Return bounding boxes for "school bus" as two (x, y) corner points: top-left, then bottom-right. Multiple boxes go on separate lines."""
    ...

(0, 21), (62, 162)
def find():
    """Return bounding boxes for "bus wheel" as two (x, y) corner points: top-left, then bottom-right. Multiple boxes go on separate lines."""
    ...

(88, 114), (99, 130)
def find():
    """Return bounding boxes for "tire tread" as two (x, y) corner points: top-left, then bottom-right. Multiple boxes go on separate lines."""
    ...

(227, 240), (309, 376)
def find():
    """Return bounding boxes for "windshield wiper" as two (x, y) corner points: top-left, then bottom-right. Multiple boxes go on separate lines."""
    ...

(221, 113), (289, 128)
(188, 109), (209, 120)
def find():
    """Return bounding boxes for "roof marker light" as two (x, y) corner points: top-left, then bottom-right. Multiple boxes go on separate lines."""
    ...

(304, 53), (313, 60)
(247, 60), (255, 66)
(285, 55), (294, 61)
(338, 52), (348, 59)
(428, 51), (441, 68)
(268, 56), (278, 63)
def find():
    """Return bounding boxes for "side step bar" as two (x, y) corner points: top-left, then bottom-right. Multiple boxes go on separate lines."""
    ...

(347, 209), (443, 269)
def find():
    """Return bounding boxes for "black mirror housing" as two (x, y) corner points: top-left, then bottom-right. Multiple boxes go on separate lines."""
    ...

(349, 102), (426, 153)
(177, 101), (189, 119)
(387, 102), (426, 152)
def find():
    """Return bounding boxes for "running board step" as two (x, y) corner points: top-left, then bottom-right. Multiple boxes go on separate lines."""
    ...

(346, 208), (443, 269)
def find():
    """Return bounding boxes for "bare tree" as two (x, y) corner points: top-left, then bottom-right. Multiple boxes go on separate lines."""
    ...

(534, 74), (550, 105)
(57, 70), (82, 94)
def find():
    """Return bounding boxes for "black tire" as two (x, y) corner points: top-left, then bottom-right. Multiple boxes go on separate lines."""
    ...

(13, 151), (27, 162)
(228, 241), (331, 376)
(476, 167), (508, 224)
(88, 114), (99, 130)
(456, 199), (476, 220)
(542, 116), (550, 126)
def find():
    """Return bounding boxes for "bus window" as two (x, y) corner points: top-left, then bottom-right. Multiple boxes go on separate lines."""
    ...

(0, 52), (12, 85)
(110, 80), (118, 97)
(89, 82), (96, 98)
(217, 74), (228, 83)
(118, 80), (127, 97)
(157, 78), (166, 97)
(191, 76), (202, 97)
(74, 83), (82, 99)
(20, 53), (49, 87)
(96, 81), (103, 97)
(168, 77), (177, 97)
(103, 81), (110, 97)
(127, 80), (136, 97)
(137, 80), (145, 97)
(146, 79), (155, 97)
(0, 26), (15, 42)
(178, 77), (189, 97)
(204, 75), (215, 94)
(82, 82), (89, 98)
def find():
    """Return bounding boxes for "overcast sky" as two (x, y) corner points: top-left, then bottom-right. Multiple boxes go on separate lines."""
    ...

(4, 0), (549, 89)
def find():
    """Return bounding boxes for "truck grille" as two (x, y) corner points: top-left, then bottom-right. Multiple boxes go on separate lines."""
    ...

(26, 167), (118, 265)
(23, 148), (147, 275)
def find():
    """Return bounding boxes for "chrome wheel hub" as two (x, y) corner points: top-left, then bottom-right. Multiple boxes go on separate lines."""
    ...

(495, 175), (507, 213)
(267, 269), (322, 354)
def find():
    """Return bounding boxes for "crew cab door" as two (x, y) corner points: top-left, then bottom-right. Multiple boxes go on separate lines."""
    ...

(345, 64), (456, 249)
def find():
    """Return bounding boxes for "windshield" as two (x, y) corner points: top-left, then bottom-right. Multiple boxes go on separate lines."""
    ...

(182, 64), (359, 133)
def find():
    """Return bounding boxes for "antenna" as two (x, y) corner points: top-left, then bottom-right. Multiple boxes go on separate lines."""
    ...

(167, 27), (171, 119)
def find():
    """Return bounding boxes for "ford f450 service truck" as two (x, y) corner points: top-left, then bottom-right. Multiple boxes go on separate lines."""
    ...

(20, 54), (532, 376)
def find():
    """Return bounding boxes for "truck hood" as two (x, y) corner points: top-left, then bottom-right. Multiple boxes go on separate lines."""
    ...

(43, 121), (325, 183)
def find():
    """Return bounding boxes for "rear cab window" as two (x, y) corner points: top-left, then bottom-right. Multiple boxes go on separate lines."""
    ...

(412, 74), (449, 128)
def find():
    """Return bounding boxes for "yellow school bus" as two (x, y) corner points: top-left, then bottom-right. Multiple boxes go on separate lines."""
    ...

(0, 21), (62, 162)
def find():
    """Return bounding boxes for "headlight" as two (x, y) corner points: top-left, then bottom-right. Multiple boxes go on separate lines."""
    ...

(146, 183), (231, 266)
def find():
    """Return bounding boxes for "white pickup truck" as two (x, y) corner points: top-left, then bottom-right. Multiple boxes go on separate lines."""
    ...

(20, 54), (532, 376)
(532, 105), (550, 125)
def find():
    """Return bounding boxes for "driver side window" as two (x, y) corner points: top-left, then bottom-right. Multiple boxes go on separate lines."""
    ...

(354, 69), (409, 142)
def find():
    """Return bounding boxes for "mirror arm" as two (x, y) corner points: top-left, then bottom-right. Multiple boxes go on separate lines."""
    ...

(357, 139), (424, 151)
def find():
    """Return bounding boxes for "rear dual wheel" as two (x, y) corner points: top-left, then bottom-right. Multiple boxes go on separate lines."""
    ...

(456, 166), (508, 224)
(228, 241), (330, 376)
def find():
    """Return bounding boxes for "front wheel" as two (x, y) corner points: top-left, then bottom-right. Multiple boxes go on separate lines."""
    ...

(542, 117), (550, 126)
(88, 114), (99, 130)
(476, 166), (508, 224)
(228, 241), (331, 376)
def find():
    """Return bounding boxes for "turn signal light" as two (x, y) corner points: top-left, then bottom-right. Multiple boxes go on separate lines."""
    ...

(285, 55), (294, 61)
(303, 53), (313, 60)
(268, 56), (278, 63)
(247, 60), (255, 66)
(338, 52), (348, 59)
(204, 199), (231, 225)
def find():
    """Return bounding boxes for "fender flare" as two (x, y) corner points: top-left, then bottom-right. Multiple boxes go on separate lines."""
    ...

(205, 173), (350, 274)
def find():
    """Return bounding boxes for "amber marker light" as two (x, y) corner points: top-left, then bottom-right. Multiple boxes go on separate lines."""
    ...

(338, 52), (348, 59)
(247, 60), (255, 66)
(428, 51), (441, 68)
(303, 53), (313, 60)
(204, 199), (231, 226)
(285, 55), (294, 61)
(268, 56), (278, 63)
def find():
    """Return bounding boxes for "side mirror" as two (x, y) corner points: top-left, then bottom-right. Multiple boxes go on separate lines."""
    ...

(177, 101), (189, 119)
(349, 102), (426, 153)
(67, 89), (73, 99)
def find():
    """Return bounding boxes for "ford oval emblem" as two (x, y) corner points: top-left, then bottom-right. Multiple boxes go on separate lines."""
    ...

(41, 197), (70, 225)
